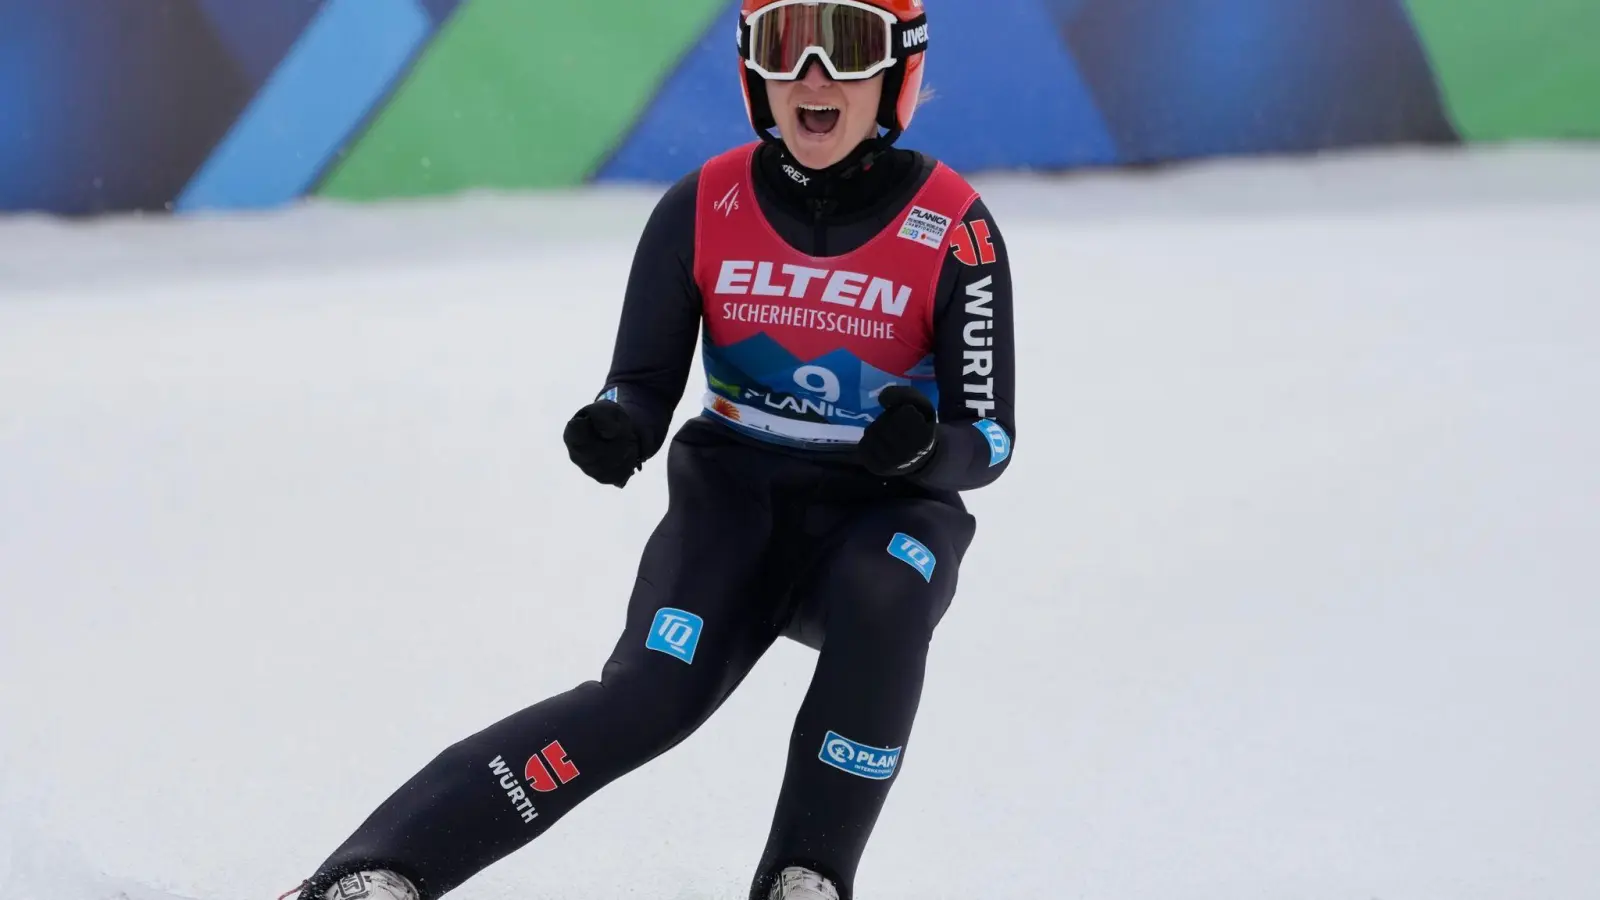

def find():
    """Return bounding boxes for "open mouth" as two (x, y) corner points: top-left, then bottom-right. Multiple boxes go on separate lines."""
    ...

(798, 103), (841, 136)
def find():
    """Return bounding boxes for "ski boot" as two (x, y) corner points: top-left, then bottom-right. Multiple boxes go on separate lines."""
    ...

(278, 870), (418, 900)
(768, 866), (840, 900)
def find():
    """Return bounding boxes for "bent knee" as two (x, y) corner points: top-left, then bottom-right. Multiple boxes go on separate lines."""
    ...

(595, 658), (727, 748)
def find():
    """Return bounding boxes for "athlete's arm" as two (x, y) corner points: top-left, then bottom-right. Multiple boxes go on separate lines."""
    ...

(910, 198), (1017, 491)
(597, 171), (705, 461)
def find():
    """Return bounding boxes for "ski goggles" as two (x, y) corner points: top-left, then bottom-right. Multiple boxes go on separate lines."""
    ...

(741, 0), (928, 82)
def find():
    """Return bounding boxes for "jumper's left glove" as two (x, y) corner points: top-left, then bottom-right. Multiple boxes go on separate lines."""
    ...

(563, 400), (642, 488)
(858, 385), (938, 477)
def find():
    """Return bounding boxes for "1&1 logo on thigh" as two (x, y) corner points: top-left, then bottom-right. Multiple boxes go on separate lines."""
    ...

(646, 607), (703, 663)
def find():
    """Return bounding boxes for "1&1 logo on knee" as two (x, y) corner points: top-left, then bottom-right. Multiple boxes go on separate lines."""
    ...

(974, 418), (1011, 466)
(819, 731), (901, 780)
(887, 533), (936, 582)
(646, 607), (703, 663)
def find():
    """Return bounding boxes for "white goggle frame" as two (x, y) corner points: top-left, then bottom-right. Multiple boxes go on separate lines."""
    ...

(740, 0), (901, 82)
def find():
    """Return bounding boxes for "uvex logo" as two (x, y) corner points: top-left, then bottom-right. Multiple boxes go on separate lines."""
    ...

(714, 260), (912, 317)
(903, 24), (929, 49)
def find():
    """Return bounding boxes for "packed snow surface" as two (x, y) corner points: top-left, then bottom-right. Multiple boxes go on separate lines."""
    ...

(2, 144), (1598, 900)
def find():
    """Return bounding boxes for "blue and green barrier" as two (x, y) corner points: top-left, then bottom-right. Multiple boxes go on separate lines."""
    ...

(2, 0), (1595, 215)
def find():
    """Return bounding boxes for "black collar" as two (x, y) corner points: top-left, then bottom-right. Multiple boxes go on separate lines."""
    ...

(755, 140), (917, 220)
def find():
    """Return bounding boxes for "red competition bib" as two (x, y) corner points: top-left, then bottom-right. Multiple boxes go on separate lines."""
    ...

(692, 142), (978, 448)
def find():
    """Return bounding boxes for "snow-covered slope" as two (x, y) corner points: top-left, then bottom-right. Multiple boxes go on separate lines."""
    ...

(2, 144), (1598, 900)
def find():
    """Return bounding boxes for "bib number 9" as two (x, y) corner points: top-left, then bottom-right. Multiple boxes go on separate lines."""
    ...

(793, 365), (841, 402)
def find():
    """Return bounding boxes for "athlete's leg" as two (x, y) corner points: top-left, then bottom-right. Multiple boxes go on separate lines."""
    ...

(748, 497), (977, 900)
(298, 429), (789, 900)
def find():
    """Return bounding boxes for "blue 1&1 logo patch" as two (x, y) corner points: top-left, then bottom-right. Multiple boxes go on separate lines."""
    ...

(645, 608), (702, 663)
(887, 533), (936, 582)
(819, 731), (902, 780)
(974, 419), (1011, 467)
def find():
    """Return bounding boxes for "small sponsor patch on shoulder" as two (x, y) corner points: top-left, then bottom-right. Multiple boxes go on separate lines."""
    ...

(897, 205), (952, 249)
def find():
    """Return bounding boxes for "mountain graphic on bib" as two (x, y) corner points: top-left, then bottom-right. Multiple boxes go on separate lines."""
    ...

(703, 333), (937, 437)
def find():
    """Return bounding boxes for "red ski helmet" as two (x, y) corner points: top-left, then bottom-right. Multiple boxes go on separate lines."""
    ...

(737, 0), (930, 143)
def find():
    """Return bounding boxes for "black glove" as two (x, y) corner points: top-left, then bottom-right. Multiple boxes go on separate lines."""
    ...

(563, 400), (642, 487)
(858, 385), (938, 477)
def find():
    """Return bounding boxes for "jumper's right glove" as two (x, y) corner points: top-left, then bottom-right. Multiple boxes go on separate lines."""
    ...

(563, 400), (642, 487)
(857, 385), (939, 477)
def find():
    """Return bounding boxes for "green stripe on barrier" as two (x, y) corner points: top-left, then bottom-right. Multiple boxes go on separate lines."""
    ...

(1404, 0), (1600, 141)
(316, 0), (728, 199)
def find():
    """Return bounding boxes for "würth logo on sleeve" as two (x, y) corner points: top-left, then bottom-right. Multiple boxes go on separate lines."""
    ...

(962, 275), (997, 418)
(950, 219), (996, 267)
(488, 740), (581, 824)
(897, 206), (951, 250)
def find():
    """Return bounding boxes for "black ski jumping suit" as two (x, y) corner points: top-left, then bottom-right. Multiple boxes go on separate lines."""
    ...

(296, 139), (1016, 900)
